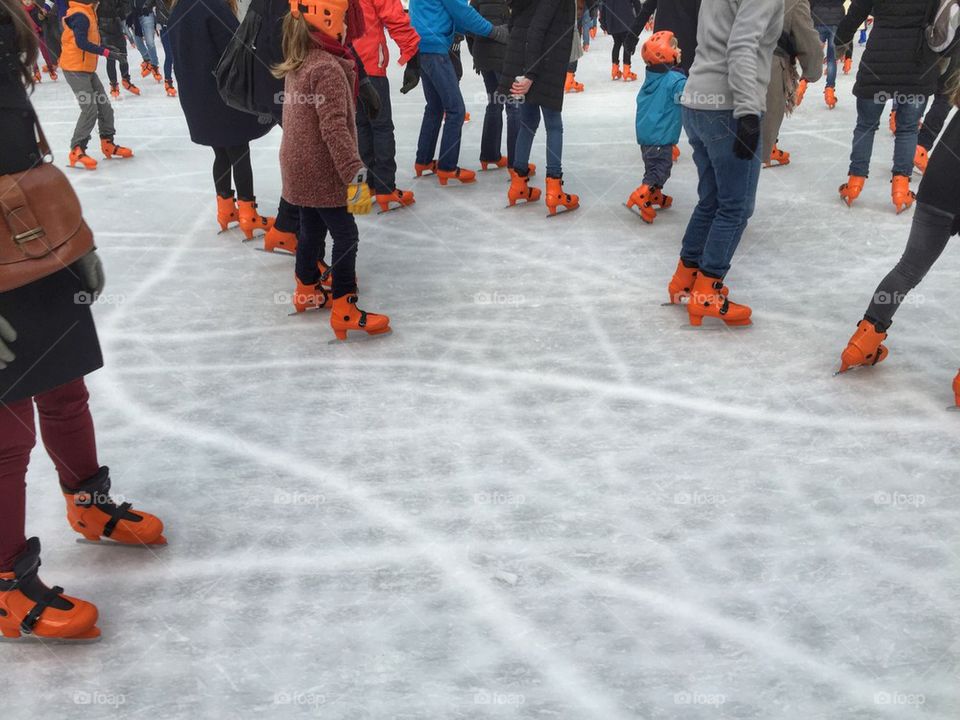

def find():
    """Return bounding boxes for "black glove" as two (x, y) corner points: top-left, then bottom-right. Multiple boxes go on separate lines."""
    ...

(401, 52), (420, 94)
(358, 77), (381, 121)
(733, 114), (761, 160)
(104, 45), (127, 61)
(449, 47), (463, 81)
(488, 24), (509, 44)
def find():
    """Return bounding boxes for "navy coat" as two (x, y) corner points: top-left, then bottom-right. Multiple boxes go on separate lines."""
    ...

(167, 0), (274, 147)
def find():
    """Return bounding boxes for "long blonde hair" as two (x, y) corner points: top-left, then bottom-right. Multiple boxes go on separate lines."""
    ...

(272, 13), (313, 78)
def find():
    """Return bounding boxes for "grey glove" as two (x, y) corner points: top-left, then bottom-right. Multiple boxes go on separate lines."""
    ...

(0, 313), (16, 370)
(75, 250), (105, 301)
(488, 24), (509, 44)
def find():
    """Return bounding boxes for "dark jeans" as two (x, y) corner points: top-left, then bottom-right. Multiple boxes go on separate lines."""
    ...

(612, 32), (632, 65)
(680, 107), (762, 278)
(865, 203), (956, 331)
(849, 97), (924, 177)
(105, 54), (131, 85)
(212, 145), (254, 201)
(479, 69), (519, 165)
(641, 145), (674, 187)
(101, 22), (130, 83)
(513, 101), (564, 177)
(416, 52), (465, 171)
(816, 25), (838, 88)
(296, 206), (359, 299)
(357, 75), (397, 194)
(159, 23), (173, 81)
(0, 378), (99, 571)
(275, 197), (301, 235)
(918, 92), (952, 151)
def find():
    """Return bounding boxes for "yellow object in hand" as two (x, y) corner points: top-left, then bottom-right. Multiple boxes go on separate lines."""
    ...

(347, 169), (372, 215)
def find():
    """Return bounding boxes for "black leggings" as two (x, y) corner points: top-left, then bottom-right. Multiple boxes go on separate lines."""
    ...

(611, 32), (632, 65)
(105, 56), (130, 85)
(296, 206), (359, 299)
(865, 203), (956, 331)
(212, 145), (254, 201)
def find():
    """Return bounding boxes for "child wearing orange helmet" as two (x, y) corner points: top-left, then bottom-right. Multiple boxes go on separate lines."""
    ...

(626, 31), (684, 224)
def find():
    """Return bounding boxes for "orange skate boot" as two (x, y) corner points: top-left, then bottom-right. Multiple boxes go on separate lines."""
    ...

(795, 78), (808, 105)
(217, 194), (239, 232)
(507, 172), (541, 206)
(889, 111), (897, 134)
(611, 63), (622, 80)
(122, 78), (140, 95)
(891, 175), (915, 214)
(545, 176), (579, 216)
(376, 188), (416, 212)
(672, 145), (681, 162)
(765, 144), (791, 167)
(100, 137), (133, 159)
(291, 275), (329, 313)
(626, 184), (657, 223)
(839, 319), (888, 373)
(843, 56), (852, 74)
(480, 156), (508, 170)
(437, 167), (476, 185)
(415, 159), (438, 177)
(263, 227), (297, 254)
(687, 272), (751, 327)
(151, 64), (162, 83)
(622, 64), (637, 81)
(839, 175), (866, 207)
(330, 294), (391, 340)
(68, 146), (97, 170)
(164, 79), (177, 97)
(953, 371), (960, 408)
(109, 82), (120, 98)
(824, 86), (837, 109)
(509, 163), (536, 180)
(140, 60), (151, 78)
(237, 199), (275, 239)
(914, 145), (928, 174)
(62, 467), (166, 546)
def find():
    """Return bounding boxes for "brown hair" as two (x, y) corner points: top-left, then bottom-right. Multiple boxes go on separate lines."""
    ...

(272, 12), (313, 78)
(0, 0), (39, 89)
(950, 67), (960, 108)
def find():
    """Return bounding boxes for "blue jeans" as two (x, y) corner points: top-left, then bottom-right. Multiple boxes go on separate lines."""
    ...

(581, 8), (594, 47)
(158, 23), (173, 80)
(816, 25), (837, 88)
(416, 52), (465, 171)
(124, 23), (149, 65)
(479, 70), (519, 165)
(849, 96), (924, 177)
(138, 14), (159, 67)
(513, 101), (563, 177)
(679, 108), (762, 278)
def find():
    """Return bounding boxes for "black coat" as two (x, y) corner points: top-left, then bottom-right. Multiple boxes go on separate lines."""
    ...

(499, 0), (576, 112)
(837, 0), (941, 100)
(917, 112), (960, 218)
(97, 0), (130, 22)
(249, 0), (286, 125)
(0, 29), (102, 404)
(809, 0), (845, 27)
(632, 0), (701, 73)
(600, 0), (640, 36)
(168, 0), (274, 147)
(469, 0), (510, 73)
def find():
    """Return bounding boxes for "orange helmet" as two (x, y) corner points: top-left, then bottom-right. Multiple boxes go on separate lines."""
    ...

(289, 0), (349, 38)
(641, 31), (681, 66)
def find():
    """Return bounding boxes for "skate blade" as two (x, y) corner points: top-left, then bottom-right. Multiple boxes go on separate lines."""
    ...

(762, 162), (789, 169)
(376, 204), (413, 215)
(255, 247), (295, 256)
(946, 405), (960, 412)
(287, 305), (330, 316)
(76, 535), (167, 548)
(546, 205), (579, 218)
(503, 201), (540, 209)
(327, 328), (393, 344)
(0, 629), (102, 644)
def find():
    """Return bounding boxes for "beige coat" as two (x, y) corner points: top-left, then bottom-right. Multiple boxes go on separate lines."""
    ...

(762, 0), (823, 159)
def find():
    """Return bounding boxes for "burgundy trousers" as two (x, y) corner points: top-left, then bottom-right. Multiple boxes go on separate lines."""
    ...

(0, 378), (99, 571)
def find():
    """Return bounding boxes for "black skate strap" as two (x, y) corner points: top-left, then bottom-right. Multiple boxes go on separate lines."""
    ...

(103, 502), (133, 538)
(358, 311), (367, 328)
(21, 585), (64, 634)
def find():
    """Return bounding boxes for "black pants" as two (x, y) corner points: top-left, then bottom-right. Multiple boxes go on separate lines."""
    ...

(100, 22), (129, 84)
(612, 32), (632, 65)
(865, 203), (956, 331)
(918, 93), (952, 151)
(296, 206), (359, 299)
(275, 197), (300, 235)
(356, 75), (397, 195)
(212, 145), (254, 201)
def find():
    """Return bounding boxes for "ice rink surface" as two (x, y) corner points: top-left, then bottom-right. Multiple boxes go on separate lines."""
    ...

(6, 31), (960, 720)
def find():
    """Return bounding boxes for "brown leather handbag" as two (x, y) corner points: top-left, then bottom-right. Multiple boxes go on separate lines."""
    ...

(0, 114), (94, 293)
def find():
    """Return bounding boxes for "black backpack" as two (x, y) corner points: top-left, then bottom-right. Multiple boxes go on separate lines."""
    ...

(214, 8), (274, 123)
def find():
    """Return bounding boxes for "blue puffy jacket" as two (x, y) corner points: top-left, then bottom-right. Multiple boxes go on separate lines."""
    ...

(635, 66), (687, 146)
(410, 0), (493, 54)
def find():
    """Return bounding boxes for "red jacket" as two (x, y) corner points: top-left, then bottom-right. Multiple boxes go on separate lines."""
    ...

(352, 0), (420, 77)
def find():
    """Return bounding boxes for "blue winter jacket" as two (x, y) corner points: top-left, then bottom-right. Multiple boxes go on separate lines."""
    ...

(635, 66), (687, 146)
(410, 0), (493, 54)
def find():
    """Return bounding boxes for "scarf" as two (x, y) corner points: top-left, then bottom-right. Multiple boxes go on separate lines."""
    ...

(308, 0), (365, 101)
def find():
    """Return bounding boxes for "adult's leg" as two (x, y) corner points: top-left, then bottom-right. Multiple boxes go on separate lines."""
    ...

(479, 69), (504, 163)
(105, 56), (118, 85)
(318, 207), (360, 299)
(415, 53), (445, 166)
(892, 98), (924, 176)
(63, 71), (98, 149)
(34, 379), (99, 489)
(503, 80), (520, 169)
(541, 107), (564, 177)
(848, 96), (884, 177)
(420, 53), (465, 171)
(159, 24), (174, 80)
(356, 85), (376, 181)
(212, 147), (234, 198)
(612, 32), (624, 65)
(865, 204), (955, 330)
(90, 74), (116, 140)
(139, 13), (159, 67)
(367, 75), (398, 193)
(0, 397), (36, 572)
(225, 144), (254, 200)
(125, 23), (149, 65)
(679, 108), (719, 267)
(512, 100), (542, 175)
(295, 207), (329, 284)
(819, 25), (837, 88)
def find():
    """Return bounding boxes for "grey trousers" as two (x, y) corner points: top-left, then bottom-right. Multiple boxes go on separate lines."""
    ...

(64, 70), (115, 150)
(641, 145), (674, 188)
(865, 203), (956, 331)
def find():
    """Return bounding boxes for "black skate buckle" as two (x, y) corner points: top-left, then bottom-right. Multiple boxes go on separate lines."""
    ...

(358, 311), (368, 329)
(20, 585), (64, 635)
(102, 502), (133, 538)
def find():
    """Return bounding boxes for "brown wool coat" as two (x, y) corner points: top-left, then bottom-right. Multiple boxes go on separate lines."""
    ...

(280, 47), (364, 208)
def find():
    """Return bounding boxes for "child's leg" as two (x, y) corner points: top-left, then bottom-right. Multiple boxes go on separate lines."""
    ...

(105, 56), (118, 86)
(0, 397), (36, 573)
(63, 71), (99, 149)
(641, 145), (674, 188)
(415, 53), (445, 165)
(541, 107), (563, 177)
(317, 208), (359, 299)
(34, 379), (99, 489)
(513, 101), (542, 175)
(90, 74), (116, 140)
(295, 207), (329, 284)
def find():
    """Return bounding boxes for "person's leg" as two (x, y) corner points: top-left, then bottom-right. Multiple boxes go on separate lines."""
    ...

(225, 144), (254, 200)
(33, 379), (99, 489)
(503, 81), (520, 169)
(415, 53), (445, 166)
(696, 111), (762, 278)
(319, 207), (360, 299)
(64, 71), (98, 149)
(90, 73), (116, 141)
(542, 107), (563, 177)
(512, 100), (542, 175)
(581, 8), (590, 46)
(865, 204), (955, 330)
(679, 108), (719, 267)
(420, 53), (465, 171)
(125, 23), (149, 65)
(612, 32), (624, 65)
(356, 86), (376, 180)
(105, 56), (118, 85)
(212, 147), (234, 198)
(274, 197), (300, 234)
(295, 207), (328, 284)
(918, 92), (952, 150)
(139, 13), (159, 67)
(479, 69), (504, 163)
(367, 75), (398, 193)
(622, 36), (634, 67)
(822, 25), (837, 88)
(159, 24), (174, 80)
(0, 397), (36, 572)
(641, 145), (674, 187)
(848, 96), (884, 177)
(892, 98), (924, 175)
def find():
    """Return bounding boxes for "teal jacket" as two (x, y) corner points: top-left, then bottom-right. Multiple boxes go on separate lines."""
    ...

(410, 0), (493, 54)
(635, 65), (687, 146)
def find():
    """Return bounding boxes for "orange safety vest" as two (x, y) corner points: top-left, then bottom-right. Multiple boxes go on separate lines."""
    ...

(60, 2), (101, 73)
